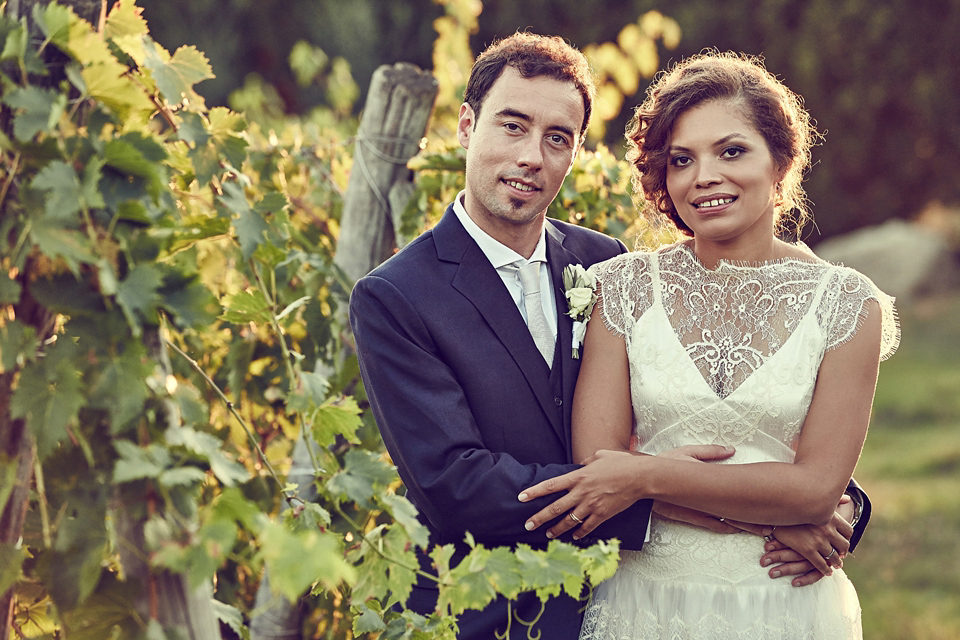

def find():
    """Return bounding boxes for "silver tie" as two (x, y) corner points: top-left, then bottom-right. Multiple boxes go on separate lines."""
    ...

(517, 261), (555, 366)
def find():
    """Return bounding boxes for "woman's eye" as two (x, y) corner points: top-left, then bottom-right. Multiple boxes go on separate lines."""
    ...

(722, 146), (745, 159)
(670, 155), (691, 167)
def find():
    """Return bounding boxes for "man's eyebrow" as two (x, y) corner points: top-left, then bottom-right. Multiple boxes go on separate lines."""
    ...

(495, 108), (577, 139)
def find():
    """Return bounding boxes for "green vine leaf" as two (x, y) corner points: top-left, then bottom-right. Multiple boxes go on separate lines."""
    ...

(113, 441), (171, 483)
(31, 158), (106, 221)
(379, 492), (429, 549)
(353, 602), (387, 635)
(165, 426), (249, 487)
(311, 396), (363, 448)
(11, 339), (84, 459)
(326, 448), (396, 509)
(1, 85), (67, 142)
(0, 320), (37, 374)
(347, 524), (417, 610)
(116, 263), (163, 335)
(258, 521), (355, 601)
(143, 40), (213, 105)
(221, 288), (272, 325)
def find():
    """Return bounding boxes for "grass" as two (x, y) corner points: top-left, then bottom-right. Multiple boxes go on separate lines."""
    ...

(843, 294), (960, 639)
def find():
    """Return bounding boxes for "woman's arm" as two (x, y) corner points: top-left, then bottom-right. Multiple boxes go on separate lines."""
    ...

(521, 299), (883, 541)
(570, 301), (634, 464)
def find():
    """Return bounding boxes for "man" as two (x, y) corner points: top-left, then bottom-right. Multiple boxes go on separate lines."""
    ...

(349, 33), (869, 639)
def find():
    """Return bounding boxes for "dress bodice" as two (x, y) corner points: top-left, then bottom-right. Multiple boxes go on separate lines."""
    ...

(592, 243), (899, 463)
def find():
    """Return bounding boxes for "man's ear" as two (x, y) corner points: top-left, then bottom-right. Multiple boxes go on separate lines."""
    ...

(457, 103), (474, 150)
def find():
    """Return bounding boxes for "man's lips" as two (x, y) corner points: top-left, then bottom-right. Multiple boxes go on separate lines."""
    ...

(503, 179), (540, 193)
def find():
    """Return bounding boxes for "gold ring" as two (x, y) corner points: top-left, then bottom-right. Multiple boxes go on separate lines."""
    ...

(568, 512), (584, 524)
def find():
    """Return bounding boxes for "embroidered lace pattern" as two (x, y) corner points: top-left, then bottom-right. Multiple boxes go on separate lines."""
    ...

(576, 243), (897, 640)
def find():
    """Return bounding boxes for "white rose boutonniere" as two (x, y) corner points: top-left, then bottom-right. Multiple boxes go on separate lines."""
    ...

(562, 264), (598, 359)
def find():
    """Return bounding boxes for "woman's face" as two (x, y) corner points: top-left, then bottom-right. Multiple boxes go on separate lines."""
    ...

(665, 99), (782, 247)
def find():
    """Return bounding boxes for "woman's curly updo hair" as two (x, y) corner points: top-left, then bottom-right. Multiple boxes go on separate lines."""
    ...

(626, 51), (818, 237)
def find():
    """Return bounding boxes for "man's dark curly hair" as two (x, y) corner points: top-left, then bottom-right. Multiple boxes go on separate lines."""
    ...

(464, 32), (595, 144)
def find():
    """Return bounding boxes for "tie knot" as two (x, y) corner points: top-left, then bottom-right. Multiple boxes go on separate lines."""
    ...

(517, 261), (541, 294)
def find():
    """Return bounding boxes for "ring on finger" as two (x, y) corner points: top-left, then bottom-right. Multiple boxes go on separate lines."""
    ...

(568, 512), (584, 524)
(824, 548), (837, 561)
(763, 526), (777, 542)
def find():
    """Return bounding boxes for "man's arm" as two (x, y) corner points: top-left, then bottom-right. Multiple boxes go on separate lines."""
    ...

(350, 274), (651, 547)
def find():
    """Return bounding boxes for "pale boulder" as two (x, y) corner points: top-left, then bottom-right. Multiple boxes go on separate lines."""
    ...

(813, 219), (959, 300)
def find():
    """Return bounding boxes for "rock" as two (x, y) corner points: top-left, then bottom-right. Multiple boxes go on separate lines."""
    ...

(813, 219), (960, 300)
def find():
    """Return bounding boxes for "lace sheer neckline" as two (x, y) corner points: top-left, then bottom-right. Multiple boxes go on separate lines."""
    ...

(669, 241), (824, 272)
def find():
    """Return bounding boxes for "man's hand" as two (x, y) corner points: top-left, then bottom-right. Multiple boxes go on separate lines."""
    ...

(759, 497), (855, 586)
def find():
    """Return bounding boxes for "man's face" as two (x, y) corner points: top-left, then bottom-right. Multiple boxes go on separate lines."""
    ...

(458, 67), (585, 246)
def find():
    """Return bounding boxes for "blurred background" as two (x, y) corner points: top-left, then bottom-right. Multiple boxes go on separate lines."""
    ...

(138, 0), (960, 637)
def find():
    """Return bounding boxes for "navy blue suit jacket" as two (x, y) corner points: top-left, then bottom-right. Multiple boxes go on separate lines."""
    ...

(350, 206), (652, 639)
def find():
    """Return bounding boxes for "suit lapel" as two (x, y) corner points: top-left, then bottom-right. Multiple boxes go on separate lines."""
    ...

(546, 222), (584, 460)
(434, 209), (566, 446)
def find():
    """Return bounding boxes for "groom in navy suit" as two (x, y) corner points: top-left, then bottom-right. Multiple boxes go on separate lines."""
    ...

(349, 33), (869, 639)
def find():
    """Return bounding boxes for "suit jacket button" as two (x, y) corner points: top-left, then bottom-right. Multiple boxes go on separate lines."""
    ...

(554, 397), (562, 407)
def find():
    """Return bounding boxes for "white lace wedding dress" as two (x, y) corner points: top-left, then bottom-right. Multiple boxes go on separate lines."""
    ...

(579, 243), (899, 640)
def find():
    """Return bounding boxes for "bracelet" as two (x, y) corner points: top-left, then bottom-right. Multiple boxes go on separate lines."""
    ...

(848, 494), (863, 527)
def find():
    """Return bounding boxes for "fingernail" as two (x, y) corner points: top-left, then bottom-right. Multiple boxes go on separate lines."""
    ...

(546, 531), (554, 539)
(525, 521), (535, 531)
(771, 570), (781, 577)
(573, 535), (581, 541)
(518, 492), (528, 501)
(724, 446), (735, 452)
(761, 558), (771, 567)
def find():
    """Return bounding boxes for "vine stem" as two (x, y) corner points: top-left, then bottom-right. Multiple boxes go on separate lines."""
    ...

(0, 152), (20, 215)
(162, 334), (296, 505)
(332, 502), (444, 585)
(250, 261), (323, 474)
(31, 457), (52, 549)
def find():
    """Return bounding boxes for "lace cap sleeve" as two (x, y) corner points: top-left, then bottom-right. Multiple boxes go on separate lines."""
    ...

(822, 267), (900, 361)
(589, 252), (655, 340)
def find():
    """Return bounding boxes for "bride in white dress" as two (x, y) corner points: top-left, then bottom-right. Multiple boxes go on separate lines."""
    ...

(520, 53), (898, 638)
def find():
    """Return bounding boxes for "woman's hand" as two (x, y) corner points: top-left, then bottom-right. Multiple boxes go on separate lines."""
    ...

(759, 509), (853, 581)
(518, 445), (734, 540)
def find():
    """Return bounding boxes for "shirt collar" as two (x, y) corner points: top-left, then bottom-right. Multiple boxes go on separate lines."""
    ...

(453, 191), (548, 269)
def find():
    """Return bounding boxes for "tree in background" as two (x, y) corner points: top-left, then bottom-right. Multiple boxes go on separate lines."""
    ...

(139, 0), (960, 241)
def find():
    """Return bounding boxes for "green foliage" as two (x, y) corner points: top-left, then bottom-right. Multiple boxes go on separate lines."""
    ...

(0, 2), (628, 638)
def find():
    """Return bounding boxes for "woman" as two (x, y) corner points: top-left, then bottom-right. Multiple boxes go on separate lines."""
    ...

(519, 52), (899, 638)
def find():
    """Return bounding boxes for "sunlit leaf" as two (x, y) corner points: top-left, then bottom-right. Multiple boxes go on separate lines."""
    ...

(379, 492), (429, 549)
(143, 40), (213, 104)
(221, 288), (272, 325)
(213, 599), (248, 640)
(105, 1), (149, 66)
(259, 522), (355, 600)
(310, 396), (363, 448)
